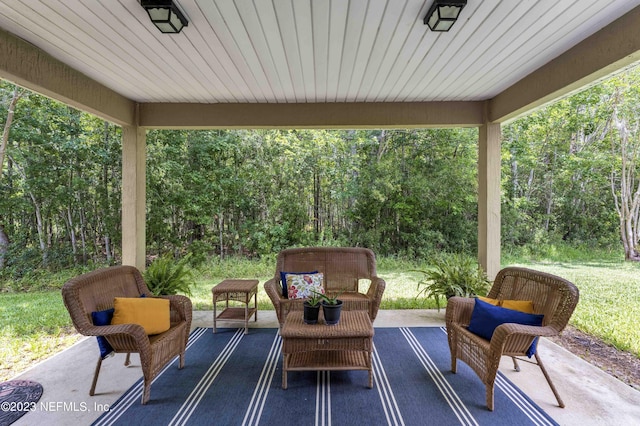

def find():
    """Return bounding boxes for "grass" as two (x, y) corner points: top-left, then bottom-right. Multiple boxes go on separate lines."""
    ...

(505, 261), (640, 355)
(0, 292), (82, 381)
(1, 250), (639, 381)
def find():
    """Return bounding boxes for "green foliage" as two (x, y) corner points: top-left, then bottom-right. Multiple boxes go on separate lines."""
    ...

(0, 291), (81, 381)
(4, 65), (640, 281)
(318, 288), (346, 305)
(414, 253), (490, 311)
(305, 290), (324, 307)
(143, 254), (194, 296)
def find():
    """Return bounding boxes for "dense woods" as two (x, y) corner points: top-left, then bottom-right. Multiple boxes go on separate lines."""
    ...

(1, 66), (640, 277)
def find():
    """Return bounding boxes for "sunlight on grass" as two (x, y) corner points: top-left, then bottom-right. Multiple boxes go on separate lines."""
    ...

(0, 291), (81, 381)
(507, 261), (640, 355)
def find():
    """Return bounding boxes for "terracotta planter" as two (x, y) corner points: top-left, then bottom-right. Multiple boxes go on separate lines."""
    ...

(303, 301), (321, 324)
(321, 300), (343, 325)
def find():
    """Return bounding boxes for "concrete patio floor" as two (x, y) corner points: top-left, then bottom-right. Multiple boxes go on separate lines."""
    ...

(10, 309), (640, 425)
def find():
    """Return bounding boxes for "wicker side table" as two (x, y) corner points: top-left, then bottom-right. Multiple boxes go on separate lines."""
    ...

(212, 279), (258, 334)
(280, 310), (374, 389)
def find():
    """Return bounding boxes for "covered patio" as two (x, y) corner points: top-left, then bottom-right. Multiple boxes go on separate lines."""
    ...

(2, 1), (640, 424)
(1, 0), (640, 279)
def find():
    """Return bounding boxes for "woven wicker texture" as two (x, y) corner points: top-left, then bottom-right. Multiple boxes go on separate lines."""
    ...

(281, 311), (374, 389)
(61, 265), (192, 404)
(264, 247), (385, 327)
(446, 267), (579, 411)
(212, 279), (258, 334)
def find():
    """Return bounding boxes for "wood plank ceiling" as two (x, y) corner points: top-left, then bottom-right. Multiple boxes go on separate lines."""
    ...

(0, 0), (638, 107)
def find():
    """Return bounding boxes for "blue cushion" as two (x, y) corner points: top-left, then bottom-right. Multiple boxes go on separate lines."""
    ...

(467, 299), (544, 357)
(279, 271), (318, 298)
(91, 308), (115, 359)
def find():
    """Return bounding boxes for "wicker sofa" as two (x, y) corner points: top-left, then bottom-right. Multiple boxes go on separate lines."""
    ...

(264, 247), (386, 327)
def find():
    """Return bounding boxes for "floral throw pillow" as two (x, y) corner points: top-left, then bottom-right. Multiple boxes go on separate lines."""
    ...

(286, 273), (324, 300)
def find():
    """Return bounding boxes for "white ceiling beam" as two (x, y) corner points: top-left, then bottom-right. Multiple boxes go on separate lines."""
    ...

(0, 28), (135, 126)
(138, 101), (484, 129)
(489, 5), (640, 123)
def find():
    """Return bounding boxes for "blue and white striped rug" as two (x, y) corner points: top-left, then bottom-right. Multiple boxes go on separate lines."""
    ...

(93, 327), (557, 426)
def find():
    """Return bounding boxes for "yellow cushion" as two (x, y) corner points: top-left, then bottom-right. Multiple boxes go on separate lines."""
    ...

(111, 297), (170, 335)
(478, 296), (534, 313)
(501, 299), (534, 313)
(478, 296), (500, 306)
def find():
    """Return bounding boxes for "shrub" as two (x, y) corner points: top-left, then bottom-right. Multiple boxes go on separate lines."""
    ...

(414, 252), (489, 311)
(144, 254), (194, 296)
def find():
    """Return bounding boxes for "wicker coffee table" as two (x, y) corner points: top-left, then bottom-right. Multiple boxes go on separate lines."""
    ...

(212, 279), (258, 334)
(280, 310), (374, 389)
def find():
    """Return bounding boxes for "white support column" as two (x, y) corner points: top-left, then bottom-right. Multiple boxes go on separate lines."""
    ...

(121, 124), (146, 270)
(478, 122), (501, 280)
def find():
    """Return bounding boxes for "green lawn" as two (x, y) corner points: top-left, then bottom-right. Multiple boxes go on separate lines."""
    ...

(1, 255), (639, 381)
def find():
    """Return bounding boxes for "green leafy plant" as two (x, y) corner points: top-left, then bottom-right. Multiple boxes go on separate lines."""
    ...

(414, 253), (489, 311)
(305, 290), (324, 307)
(144, 254), (194, 296)
(318, 289), (346, 305)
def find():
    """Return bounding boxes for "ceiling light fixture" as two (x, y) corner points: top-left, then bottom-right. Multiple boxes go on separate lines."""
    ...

(141, 0), (188, 34)
(423, 0), (467, 32)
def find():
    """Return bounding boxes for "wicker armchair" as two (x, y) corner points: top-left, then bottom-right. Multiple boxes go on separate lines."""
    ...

(61, 265), (192, 404)
(446, 267), (579, 411)
(264, 247), (385, 327)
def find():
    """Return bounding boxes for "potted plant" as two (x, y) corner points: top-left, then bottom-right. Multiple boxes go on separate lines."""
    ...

(303, 291), (323, 324)
(414, 253), (489, 311)
(319, 290), (345, 325)
(144, 254), (194, 296)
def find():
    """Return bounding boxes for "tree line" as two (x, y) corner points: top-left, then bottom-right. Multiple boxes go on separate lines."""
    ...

(1, 66), (640, 277)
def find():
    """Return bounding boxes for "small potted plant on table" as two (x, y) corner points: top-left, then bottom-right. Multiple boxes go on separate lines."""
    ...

(319, 290), (344, 325)
(303, 291), (323, 324)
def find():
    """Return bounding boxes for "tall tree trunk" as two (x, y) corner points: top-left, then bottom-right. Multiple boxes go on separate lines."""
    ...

(313, 169), (320, 237)
(30, 192), (47, 266)
(66, 207), (78, 260)
(218, 213), (224, 260)
(78, 204), (88, 264)
(0, 87), (23, 269)
(0, 224), (8, 268)
(610, 97), (640, 261)
(0, 86), (23, 178)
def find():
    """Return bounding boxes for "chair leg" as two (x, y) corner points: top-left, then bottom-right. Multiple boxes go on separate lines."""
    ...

(511, 356), (521, 372)
(448, 330), (457, 373)
(89, 356), (103, 396)
(535, 352), (565, 408)
(179, 351), (185, 369)
(141, 381), (151, 405)
(486, 384), (494, 411)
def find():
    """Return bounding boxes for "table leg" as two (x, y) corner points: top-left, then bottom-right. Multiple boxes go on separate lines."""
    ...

(254, 291), (258, 322)
(213, 294), (217, 334)
(282, 355), (288, 389)
(244, 300), (249, 335)
(368, 351), (373, 388)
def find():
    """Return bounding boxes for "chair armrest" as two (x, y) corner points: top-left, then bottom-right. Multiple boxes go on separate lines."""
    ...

(264, 278), (283, 309)
(84, 323), (150, 352)
(162, 294), (193, 325)
(490, 323), (558, 354)
(445, 296), (475, 327)
(366, 276), (386, 320)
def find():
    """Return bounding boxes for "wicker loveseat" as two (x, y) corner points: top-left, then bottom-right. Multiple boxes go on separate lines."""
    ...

(61, 265), (192, 404)
(264, 247), (386, 327)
